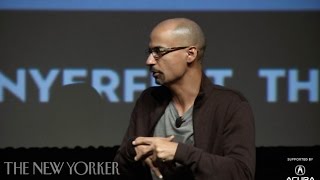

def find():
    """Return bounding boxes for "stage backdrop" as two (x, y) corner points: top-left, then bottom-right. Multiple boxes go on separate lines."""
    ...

(0, 3), (319, 148)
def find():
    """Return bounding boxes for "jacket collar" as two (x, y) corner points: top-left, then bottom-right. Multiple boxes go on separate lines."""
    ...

(194, 72), (215, 108)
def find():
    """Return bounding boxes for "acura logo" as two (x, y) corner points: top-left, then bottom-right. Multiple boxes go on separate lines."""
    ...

(295, 165), (305, 176)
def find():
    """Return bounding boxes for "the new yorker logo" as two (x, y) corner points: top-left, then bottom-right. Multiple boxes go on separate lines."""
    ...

(286, 165), (314, 180)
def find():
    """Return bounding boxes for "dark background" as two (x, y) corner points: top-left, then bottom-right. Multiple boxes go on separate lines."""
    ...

(0, 11), (319, 179)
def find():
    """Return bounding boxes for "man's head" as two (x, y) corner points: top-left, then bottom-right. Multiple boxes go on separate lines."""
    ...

(146, 18), (206, 86)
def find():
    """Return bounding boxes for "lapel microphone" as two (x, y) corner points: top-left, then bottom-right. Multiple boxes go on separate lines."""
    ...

(175, 116), (184, 128)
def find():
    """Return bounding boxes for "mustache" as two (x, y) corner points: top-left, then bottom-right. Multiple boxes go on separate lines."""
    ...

(149, 68), (161, 73)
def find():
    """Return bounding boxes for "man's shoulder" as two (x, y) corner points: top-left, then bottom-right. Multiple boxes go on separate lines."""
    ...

(209, 84), (249, 103)
(201, 74), (248, 103)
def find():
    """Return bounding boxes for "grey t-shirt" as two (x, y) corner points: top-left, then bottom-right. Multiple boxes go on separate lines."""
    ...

(153, 101), (194, 144)
(151, 101), (194, 179)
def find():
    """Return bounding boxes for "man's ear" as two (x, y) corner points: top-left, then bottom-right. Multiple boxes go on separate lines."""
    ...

(186, 47), (198, 63)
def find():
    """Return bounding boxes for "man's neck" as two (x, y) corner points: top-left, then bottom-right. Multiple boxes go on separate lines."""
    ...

(169, 70), (202, 116)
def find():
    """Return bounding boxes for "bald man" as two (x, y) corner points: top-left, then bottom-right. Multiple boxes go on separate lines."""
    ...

(114, 18), (255, 180)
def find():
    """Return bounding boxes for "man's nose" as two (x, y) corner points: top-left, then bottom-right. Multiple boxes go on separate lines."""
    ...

(146, 54), (157, 65)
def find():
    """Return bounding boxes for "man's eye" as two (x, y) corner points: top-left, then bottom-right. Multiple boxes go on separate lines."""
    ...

(157, 48), (166, 53)
(154, 48), (163, 53)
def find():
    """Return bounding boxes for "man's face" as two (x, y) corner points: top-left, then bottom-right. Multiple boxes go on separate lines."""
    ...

(146, 27), (189, 86)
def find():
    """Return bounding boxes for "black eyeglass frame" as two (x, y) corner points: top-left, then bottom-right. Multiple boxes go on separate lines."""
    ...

(146, 46), (190, 59)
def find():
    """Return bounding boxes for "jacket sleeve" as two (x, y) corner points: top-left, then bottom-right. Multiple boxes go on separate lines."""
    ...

(174, 101), (255, 180)
(113, 92), (151, 180)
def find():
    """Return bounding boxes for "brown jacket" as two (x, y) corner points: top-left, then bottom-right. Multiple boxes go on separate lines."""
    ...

(114, 73), (256, 180)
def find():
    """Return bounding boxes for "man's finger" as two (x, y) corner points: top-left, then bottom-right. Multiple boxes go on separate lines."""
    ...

(150, 151), (157, 162)
(133, 136), (175, 146)
(166, 135), (175, 141)
(134, 145), (153, 161)
(132, 137), (153, 145)
(145, 158), (163, 179)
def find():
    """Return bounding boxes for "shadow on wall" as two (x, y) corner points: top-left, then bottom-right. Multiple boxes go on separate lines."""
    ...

(46, 83), (109, 147)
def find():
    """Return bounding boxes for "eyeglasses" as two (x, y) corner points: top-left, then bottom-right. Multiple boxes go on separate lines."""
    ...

(146, 46), (189, 59)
